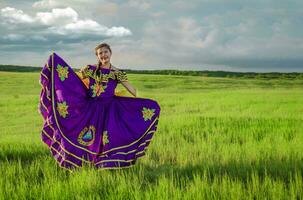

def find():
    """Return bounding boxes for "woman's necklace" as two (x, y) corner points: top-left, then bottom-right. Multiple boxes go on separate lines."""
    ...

(96, 63), (112, 84)
(91, 64), (112, 97)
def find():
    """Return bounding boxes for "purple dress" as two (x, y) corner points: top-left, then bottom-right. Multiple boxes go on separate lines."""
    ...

(39, 53), (160, 171)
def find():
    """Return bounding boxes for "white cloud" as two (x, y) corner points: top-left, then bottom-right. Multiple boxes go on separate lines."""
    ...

(32, 0), (96, 9)
(36, 7), (78, 25)
(64, 20), (102, 32)
(105, 27), (132, 37)
(1, 6), (132, 39)
(32, 0), (61, 9)
(1, 7), (34, 23)
(52, 19), (131, 37)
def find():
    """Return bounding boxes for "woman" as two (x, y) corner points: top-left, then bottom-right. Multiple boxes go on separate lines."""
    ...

(39, 43), (160, 171)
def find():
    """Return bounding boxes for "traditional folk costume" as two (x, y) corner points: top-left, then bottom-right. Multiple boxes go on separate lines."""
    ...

(39, 53), (160, 170)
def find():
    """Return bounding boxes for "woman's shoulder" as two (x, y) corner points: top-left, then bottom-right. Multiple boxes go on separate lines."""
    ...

(111, 65), (122, 71)
(80, 64), (96, 70)
(111, 65), (127, 73)
(111, 65), (128, 82)
(79, 64), (96, 77)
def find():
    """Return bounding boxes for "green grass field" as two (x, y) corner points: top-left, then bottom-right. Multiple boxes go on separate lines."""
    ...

(0, 71), (303, 199)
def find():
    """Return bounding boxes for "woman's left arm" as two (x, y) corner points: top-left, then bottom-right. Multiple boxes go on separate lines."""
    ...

(121, 81), (137, 97)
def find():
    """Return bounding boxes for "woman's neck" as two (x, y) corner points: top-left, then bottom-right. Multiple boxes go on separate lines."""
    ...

(99, 62), (111, 69)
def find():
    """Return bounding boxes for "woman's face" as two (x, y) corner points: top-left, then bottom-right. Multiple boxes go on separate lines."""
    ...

(96, 47), (111, 65)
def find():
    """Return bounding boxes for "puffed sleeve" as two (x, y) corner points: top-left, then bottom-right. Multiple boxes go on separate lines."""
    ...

(115, 70), (128, 83)
(78, 65), (90, 79)
(76, 65), (90, 89)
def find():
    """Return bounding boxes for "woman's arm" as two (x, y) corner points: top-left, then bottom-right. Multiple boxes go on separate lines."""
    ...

(112, 65), (137, 97)
(120, 81), (137, 97)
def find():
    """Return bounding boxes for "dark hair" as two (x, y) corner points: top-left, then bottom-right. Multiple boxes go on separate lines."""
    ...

(95, 43), (112, 68)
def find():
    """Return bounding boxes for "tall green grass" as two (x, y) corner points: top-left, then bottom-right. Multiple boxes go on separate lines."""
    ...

(0, 71), (302, 199)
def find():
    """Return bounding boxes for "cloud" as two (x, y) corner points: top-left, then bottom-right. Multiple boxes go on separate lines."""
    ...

(171, 0), (196, 10)
(36, 7), (78, 25)
(1, 7), (34, 23)
(0, 6), (131, 47)
(106, 10), (303, 71)
(0, 0), (303, 72)
(32, 0), (95, 9)
(3, 34), (25, 40)
(95, 2), (118, 16)
(128, 0), (151, 11)
(32, 0), (60, 9)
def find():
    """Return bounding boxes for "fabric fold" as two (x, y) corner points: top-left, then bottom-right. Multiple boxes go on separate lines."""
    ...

(39, 52), (160, 171)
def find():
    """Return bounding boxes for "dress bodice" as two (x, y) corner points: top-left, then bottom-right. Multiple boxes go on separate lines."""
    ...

(88, 67), (117, 98)
(79, 65), (128, 98)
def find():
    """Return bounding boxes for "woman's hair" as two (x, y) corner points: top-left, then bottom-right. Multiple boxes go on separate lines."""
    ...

(95, 43), (112, 68)
(95, 43), (112, 55)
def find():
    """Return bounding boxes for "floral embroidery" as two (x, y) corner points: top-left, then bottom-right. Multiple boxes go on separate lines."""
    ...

(92, 70), (116, 83)
(98, 72), (116, 83)
(90, 82), (107, 97)
(56, 64), (69, 81)
(78, 66), (91, 79)
(115, 70), (128, 83)
(142, 107), (155, 121)
(57, 101), (69, 118)
(78, 126), (95, 146)
(86, 69), (94, 77)
(81, 65), (128, 83)
(102, 130), (109, 145)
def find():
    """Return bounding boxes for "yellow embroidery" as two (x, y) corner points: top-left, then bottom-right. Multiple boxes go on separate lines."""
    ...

(56, 64), (69, 81)
(86, 69), (94, 77)
(94, 71), (116, 83)
(78, 126), (95, 146)
(142, 107), (155, 121)
(90, 82), (107, 97)
(57, 101), (68, 118)
(81, 65), (127, 83)
(103, 130), (109, 145)
(75, 71), (90, 89)
(116, 70), (128, 83)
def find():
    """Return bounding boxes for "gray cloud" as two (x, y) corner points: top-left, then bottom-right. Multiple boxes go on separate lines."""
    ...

(0, 6), (132, 51)
(0, 0), (302, 72)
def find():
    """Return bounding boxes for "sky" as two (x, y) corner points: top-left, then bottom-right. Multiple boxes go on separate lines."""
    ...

(0, 0), (303, 72)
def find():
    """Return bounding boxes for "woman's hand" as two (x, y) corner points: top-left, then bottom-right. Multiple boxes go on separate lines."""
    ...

(121, 81), (137, 97)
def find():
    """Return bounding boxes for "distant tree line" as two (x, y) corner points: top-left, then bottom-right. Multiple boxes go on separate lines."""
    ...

(0, 65), (42, 72)
(0, 64), (302, 79)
